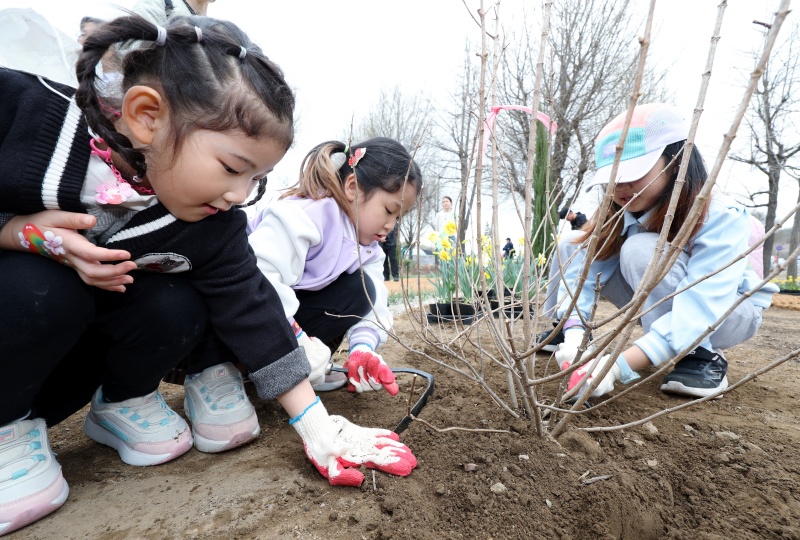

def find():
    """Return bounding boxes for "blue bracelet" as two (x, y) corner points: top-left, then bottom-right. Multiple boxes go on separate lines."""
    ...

(348, 343), (374, 354)
(289, 396), (320, 425)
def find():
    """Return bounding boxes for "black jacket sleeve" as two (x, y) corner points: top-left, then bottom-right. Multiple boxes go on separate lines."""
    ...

(184, 211), (310, 400)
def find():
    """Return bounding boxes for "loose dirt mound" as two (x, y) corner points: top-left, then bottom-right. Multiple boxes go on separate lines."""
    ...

(19, 302), (800, 540)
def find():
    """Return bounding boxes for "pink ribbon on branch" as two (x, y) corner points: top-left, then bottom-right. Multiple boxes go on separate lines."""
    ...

(482, 105), (558, 156)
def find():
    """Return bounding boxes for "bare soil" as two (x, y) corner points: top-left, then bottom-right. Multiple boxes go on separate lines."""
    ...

(15, 295), (800, 540)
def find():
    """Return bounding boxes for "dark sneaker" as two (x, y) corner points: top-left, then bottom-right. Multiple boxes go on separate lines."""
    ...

(536, 323), (564, 352)
(660, 347), (728, 398)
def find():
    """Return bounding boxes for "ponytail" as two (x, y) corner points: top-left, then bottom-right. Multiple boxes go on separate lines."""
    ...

(282, 137), (423, 220)
(282, 141), (353, 218)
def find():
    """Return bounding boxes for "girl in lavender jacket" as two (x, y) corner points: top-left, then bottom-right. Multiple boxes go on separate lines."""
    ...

(247, 137), (423, 395)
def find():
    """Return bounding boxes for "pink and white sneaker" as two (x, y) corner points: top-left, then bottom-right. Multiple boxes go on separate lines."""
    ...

(0, 417), (69, 536)
(183, 363), (260, 453)
(83, 387), (193, 466)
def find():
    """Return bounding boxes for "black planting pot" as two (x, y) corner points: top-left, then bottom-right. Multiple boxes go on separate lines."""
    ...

(428, 302), (476, 323)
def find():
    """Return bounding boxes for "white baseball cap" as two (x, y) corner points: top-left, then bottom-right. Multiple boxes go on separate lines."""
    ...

(584, 103), (690, 192)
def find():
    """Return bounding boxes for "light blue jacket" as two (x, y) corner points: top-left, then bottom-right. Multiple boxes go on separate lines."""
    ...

(556, 194), (777, 365)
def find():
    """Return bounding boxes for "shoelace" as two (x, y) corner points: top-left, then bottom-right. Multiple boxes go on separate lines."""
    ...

(0, 425), (45, 481)
(194, 374), (246, 411)
(118, 393), (174, 428)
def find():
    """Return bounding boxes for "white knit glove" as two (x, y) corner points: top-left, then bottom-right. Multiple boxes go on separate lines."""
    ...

(296, 333), (332, 387)
(290, 397), (417, 487)
(555, 327), (594, 367)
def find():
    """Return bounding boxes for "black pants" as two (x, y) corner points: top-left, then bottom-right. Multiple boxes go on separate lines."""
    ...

(294, 271), (376, 352)
(382, 243), (399, 280)
(185, 270), (377, 375)
(0, 252), (208, 426)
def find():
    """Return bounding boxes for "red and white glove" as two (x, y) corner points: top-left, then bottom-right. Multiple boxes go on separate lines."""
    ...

(290, 397), (417, 486)
(291, 321), (332, 386)
(345, 344), (399, 395)
(566, 354), (621, 398)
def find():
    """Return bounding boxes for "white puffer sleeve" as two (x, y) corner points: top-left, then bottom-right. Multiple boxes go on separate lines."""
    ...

(247, 201), (321, 318)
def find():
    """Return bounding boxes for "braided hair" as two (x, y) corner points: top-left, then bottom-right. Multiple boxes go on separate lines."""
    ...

(75, 14), (295, 206)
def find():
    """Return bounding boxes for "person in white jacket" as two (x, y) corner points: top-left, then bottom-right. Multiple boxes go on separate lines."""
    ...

(541, 103), (777, 399)
(247, 137), (423, 395)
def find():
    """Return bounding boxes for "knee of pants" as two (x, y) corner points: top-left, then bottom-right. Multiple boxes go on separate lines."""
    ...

(0, 253), (94, 335)
(619, 233), (661, 286)
(348, 273), (376, 317)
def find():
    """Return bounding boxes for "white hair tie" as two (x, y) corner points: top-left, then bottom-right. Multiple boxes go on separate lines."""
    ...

(155, 25), (167, 46)
(194, 26), (203, 43)
(330, 152), (346, 169)
(238, 46), (247, 60)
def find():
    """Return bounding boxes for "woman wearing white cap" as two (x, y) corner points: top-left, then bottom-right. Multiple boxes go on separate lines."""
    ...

(540, 103), (778, 399)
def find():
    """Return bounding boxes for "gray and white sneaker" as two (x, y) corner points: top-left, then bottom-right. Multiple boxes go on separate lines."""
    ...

(661, 348), (729, 398)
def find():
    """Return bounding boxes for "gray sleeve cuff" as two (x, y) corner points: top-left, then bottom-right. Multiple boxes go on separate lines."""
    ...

(248, 347), (311, 401)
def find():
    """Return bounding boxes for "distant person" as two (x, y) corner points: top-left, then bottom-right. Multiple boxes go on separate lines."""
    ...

(77, 16), (103, 44)
(131, 0), (213, 21)
(382, 222), (400, 281)
(77, 16), (122, 96)
(117, 0), (215, 58)
(435, 195), (455, 230)
(502, 238), (515, 259)
(559, 207), (588, 230)
(539, 103), (778, 400)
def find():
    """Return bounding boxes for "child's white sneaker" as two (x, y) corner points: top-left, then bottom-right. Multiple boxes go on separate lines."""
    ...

(183, 363), (260, 453)
(0, 417), (69, 536)
(83, 387), (193, 466)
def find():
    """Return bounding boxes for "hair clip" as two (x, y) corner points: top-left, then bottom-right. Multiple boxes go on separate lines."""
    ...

(194, 26), (203, 43)
(348, 147), (366, 168)
(330, 152), (346, 169)
(239, 46), (247, 60)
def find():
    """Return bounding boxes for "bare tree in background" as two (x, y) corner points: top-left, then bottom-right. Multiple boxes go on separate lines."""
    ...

(432, 44), (483, 245)
(351, 86), (442, 245)
(731, 21), (800, 277)
(496, 0), (669, 208)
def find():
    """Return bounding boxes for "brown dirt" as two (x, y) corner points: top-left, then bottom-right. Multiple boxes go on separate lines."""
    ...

(384, 275), (436, 296)
(17, 301), (800, 540)
(772, 292), (800, 311)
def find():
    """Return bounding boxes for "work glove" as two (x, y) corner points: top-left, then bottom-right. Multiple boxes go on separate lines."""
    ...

(555, 326), (594, 367)
(566, 353), (621, 398)
(345, 344), (399, 395)
(292, 321), (332, 387)
(290, 397), (417, 487)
